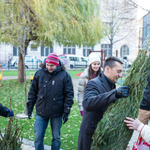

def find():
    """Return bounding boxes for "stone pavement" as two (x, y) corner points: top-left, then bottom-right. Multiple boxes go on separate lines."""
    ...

(21, 138), (64, 150)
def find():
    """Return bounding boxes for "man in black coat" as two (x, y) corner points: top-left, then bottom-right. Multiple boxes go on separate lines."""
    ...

(78, 56), (130, 150)
(27, 52), (74, 150)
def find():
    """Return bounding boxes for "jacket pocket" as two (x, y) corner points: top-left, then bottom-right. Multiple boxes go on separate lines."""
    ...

(52, 97), (63, 113)
(85, 121), (98, 136)
(36, 95), (44, 108)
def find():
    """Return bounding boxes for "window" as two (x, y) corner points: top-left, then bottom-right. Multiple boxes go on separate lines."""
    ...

(45, 48), (49, 56)
(120, 45), (129, 57)
(81, 57), (87, 62)
(41, 46), (44, 56)
(63, 48), (67, 54)
(31, 44), (37, 51)
(72, 48), (75, 54)
(68, 48), (71, 54)
(26, 58), (34, 62)
(69, 57), (78, 61)
(63, 46), (76, 54)
(83, 46), (91, 57)
(13, 47), (19, 56)
(40, 46), (53, 56)
(101, 44), (112, 57)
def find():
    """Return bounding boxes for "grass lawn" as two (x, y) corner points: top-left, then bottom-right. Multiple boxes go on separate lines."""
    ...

(0, 79), (82, 150)
(2, 70), (82, 78)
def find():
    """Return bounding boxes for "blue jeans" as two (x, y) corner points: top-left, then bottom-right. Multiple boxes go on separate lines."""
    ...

(34, 115), (62, 150)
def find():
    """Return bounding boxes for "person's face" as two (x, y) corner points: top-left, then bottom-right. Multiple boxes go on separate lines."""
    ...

(46, 63), (57, 73)
(91, 61), (100, 73)
(104, 61), (123, 83)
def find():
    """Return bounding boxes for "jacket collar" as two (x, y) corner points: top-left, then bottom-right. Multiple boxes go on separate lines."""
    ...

(100, 72), (116, 91)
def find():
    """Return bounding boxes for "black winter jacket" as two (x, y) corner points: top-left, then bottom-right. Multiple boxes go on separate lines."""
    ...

(0, 103), (9, 117)
(140, 82), (150, 110)
(27, 61), (74, 118)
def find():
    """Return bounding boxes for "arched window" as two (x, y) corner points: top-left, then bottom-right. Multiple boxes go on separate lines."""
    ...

(120, 45), (129, 57)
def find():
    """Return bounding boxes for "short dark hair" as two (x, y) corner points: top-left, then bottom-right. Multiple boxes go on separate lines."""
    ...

(103, 56), (123, 69)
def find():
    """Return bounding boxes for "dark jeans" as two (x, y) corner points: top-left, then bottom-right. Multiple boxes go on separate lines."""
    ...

(34, 115), (62, 150)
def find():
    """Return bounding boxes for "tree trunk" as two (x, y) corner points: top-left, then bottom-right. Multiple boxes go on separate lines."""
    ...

(18, 52), (24, 83)
(17, 40), (30, 83)
(110, 38), (113, 56)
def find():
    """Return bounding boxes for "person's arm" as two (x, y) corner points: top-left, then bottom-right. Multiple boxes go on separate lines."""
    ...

(27, 71), (39, 118)
(77, 76), (86, 114)
(83, 80), (117, 111)
(138, 124), (150, 144)
(62, 72), (74, 124)
(124, 117), (150, 144)
(0, 103), (14, 117)
(63, 72), (74, 115)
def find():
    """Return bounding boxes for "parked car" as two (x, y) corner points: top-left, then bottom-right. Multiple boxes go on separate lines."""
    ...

(59, 54), (88, 68)
(14, 56), (42, 69)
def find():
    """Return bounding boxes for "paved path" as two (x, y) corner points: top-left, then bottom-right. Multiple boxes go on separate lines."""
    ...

(2, 76), (30, 80)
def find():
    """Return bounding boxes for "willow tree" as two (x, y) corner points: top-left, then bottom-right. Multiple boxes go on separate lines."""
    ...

(0, 0), (105, 82)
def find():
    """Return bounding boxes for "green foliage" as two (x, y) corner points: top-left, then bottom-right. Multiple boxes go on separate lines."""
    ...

(0, 79), (82, 150)
(0, 0), (105, 47)
(0, 118), (23, 150)
(92, 50), (150, 150)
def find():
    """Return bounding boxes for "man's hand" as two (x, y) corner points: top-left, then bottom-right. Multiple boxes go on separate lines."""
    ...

(28, 112), (32, 119)
(62, 113), (68, 124)
(115, 86), (129, 98)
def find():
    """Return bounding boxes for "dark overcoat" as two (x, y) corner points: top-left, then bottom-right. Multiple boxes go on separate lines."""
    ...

(78, 72), (117, 150)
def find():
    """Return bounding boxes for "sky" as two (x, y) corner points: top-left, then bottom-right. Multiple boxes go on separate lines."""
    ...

(137, 0), (150, 19)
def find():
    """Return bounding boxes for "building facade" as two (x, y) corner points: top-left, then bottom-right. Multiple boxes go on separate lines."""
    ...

(141, 12), (150, 51)
(0, 0), (139, 64)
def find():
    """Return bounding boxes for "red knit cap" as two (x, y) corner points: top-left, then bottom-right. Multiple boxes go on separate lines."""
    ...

(46, 52), (59, 66)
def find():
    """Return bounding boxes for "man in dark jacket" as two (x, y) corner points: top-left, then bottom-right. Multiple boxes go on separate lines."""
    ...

(0, 103), (14, 117)
(27, 52), (74, 150)
(78, 56), (130, 150)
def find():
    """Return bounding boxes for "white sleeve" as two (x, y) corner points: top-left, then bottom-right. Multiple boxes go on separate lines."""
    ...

(137, 123), (150, 144)
(77, 77), (86, 111)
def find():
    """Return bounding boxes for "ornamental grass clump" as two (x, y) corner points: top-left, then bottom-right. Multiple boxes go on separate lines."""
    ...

(92, 50), (150, 150)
